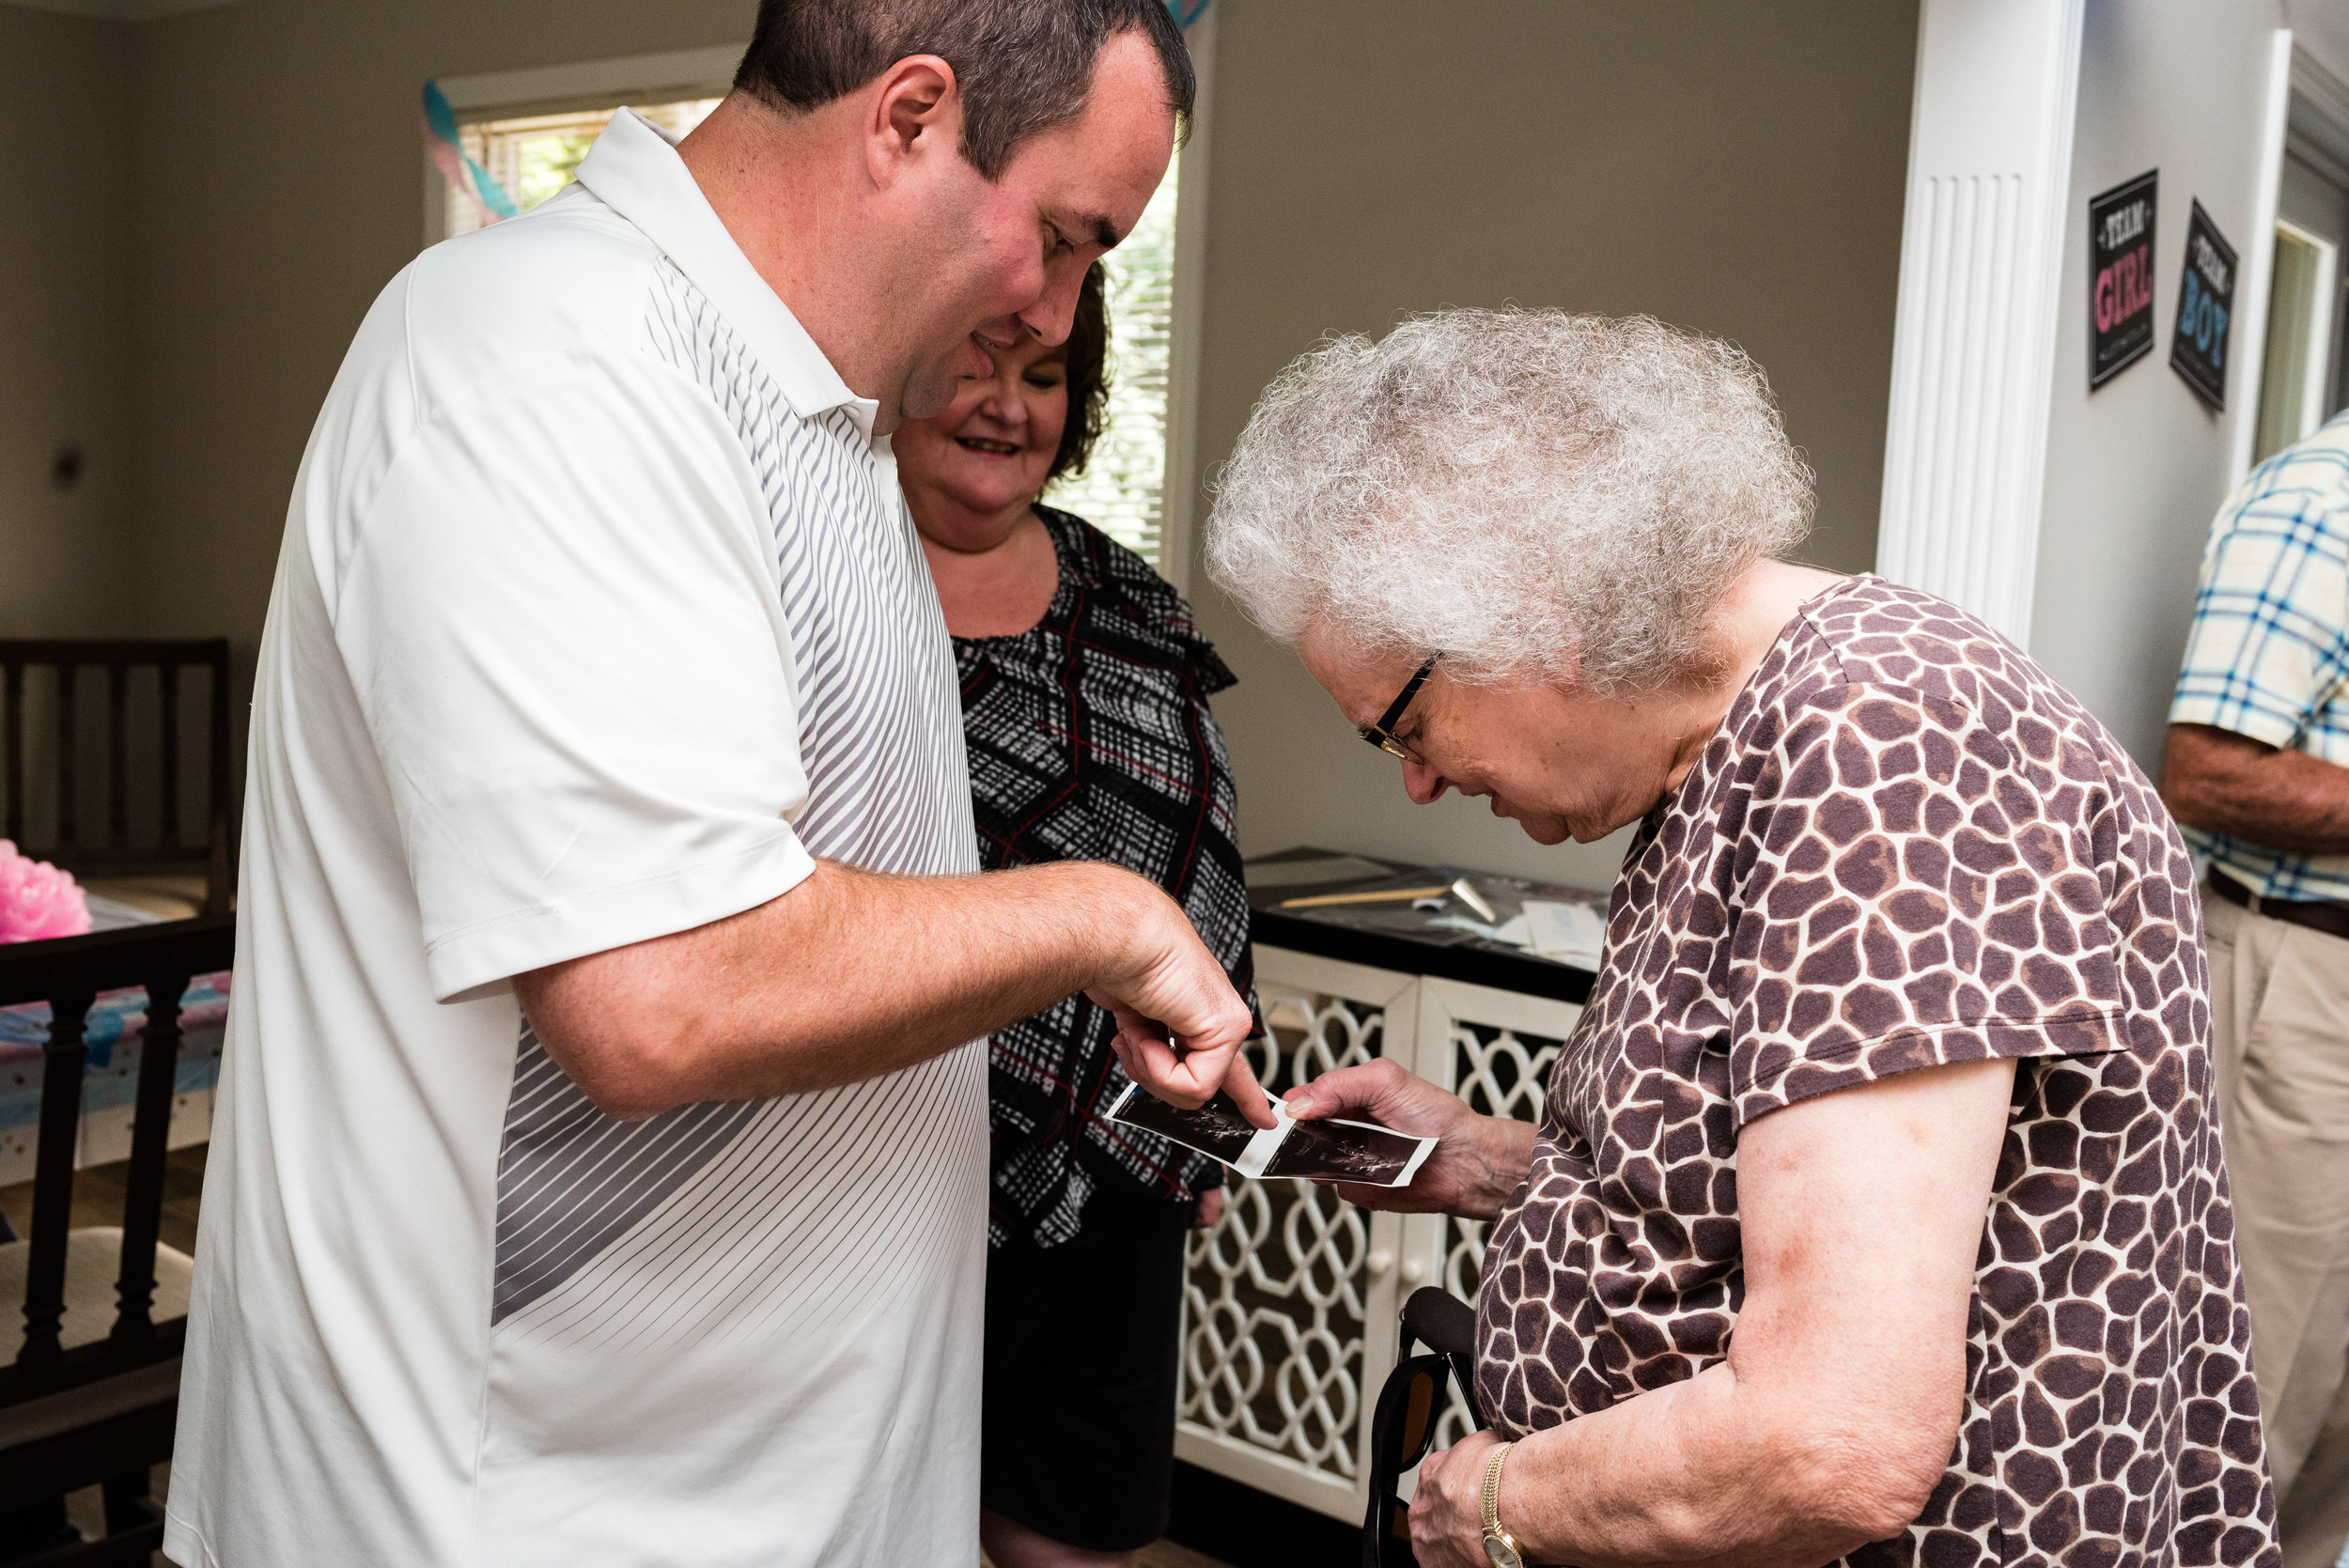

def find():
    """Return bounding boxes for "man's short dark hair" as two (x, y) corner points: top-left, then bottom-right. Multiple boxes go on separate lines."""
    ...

(734, 0), (1195, 181)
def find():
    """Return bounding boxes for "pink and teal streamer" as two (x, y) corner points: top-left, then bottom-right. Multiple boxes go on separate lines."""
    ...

(421, 79), (518, 227)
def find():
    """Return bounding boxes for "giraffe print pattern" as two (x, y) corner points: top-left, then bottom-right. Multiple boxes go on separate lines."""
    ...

(1476, 577), (2278, 1566)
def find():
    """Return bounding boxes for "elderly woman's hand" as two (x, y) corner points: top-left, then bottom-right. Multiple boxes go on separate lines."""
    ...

(1284, 1059), (1534, 1217)
(1409, 1429), (1506, 1568)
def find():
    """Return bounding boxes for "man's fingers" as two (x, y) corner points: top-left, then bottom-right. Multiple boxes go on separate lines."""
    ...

(1220, 1048), (1277, 1128)
(1129, 1032), (1208, 1108)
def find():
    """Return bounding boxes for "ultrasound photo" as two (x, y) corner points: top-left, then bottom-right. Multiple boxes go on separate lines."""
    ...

(1107, 1085), (1436, 1188)
(1261, 1115), (1434, 1186)
(1107, 1086), (1265, 1165)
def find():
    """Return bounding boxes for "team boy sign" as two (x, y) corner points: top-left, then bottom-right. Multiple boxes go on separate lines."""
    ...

(2170, 200), (2238, 411)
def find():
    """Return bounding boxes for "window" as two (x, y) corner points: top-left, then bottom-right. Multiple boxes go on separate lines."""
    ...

(445, 98), (721, 239)
(1042, 159), (1181, 566)
(2251, 91), (2349, 467)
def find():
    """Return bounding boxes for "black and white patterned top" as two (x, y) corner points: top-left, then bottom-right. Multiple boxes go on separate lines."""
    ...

(955, 505), (1258, 1249)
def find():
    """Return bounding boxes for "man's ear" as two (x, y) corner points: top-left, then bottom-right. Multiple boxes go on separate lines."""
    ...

(863, 54), (961, 189)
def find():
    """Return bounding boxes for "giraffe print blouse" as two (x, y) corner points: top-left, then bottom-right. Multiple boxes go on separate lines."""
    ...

(1475, 576), (2279, 1567)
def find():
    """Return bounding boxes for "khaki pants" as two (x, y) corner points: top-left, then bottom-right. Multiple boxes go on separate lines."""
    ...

(2209, 893), (2349, 1568)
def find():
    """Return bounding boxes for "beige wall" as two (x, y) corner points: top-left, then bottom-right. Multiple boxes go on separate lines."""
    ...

(119, 0), (754, 676)
(1, 6), (133, 638)
(15, 0), (1914, 893)
(1182, 0), (1918, 892)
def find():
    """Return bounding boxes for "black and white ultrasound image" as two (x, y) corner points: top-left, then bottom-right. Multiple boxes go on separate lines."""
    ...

(1260, 1115), (1423, 1183)
(1111, 1088), (1262, 1164)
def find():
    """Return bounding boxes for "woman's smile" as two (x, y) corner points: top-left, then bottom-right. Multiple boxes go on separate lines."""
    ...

(957, 435), (1022, 457)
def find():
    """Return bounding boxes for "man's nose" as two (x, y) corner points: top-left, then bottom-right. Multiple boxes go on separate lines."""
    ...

(1016, 261), (1086, 348)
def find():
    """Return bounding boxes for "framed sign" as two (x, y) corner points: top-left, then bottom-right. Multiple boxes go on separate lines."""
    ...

(2088, 170), (2157, 389)
(2170, 199), (2238, 411)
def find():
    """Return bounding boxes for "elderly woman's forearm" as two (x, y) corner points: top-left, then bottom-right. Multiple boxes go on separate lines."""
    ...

(1497, 1365), (1936, 1568)
(1461, 1115), (1538, 1219)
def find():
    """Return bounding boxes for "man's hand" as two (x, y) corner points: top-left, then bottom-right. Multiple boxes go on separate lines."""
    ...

(1087, 881), (1272, 1127)
(1282, 1059), (1534, 1218)
(1410, 1430), (1505, 1568)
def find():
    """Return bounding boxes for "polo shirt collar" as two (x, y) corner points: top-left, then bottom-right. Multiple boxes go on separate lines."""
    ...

(576, 108), (879, 438)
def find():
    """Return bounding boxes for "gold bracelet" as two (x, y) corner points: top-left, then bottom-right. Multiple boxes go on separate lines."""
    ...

(1480, 1440), (1524, 1567)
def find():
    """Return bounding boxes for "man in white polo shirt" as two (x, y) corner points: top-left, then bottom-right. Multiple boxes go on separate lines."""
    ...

(163, 6), (1262, 1566)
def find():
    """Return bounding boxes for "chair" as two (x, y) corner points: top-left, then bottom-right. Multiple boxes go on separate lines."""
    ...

(0, 641), (234, 920)
(0, 914), (235, 1564)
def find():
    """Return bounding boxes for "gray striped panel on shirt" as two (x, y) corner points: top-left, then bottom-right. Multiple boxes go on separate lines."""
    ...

(488, 260), (976, 1328)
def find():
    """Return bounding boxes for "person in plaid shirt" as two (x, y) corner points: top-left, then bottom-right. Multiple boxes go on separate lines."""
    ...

(2162, 408), (2349, 1568)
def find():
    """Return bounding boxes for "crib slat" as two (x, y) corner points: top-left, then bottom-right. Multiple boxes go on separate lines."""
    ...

(19, 988), (97, 1369)
(106, 662), (130, 850)
(55, 662), (78, 852)
(112, 970), (186, 1343)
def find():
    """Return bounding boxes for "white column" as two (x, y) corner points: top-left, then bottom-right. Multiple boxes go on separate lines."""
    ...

(2226, 33), (2303, 485)
(1875, 0), (2086, 647)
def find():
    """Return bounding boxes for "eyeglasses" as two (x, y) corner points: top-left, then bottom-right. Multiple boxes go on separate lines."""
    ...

(1365, 1351), (1453, 1566)
(1361, 1287), (1484, 1567)
(1359, 654), (1441, 765)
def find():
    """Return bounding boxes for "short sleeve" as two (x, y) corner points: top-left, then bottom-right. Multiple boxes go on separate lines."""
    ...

(2169, 485), (2349, 749)
(1726, 690), (2130, 1125)
(337, 348), (816, 1001)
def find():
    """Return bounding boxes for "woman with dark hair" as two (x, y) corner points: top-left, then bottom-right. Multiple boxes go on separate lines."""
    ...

(895, 263), (1255, 1568)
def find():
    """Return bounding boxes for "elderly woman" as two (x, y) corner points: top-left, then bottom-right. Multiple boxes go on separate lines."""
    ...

(895, 263), (1255, 1568)
(1193, 310), (2278, 1568)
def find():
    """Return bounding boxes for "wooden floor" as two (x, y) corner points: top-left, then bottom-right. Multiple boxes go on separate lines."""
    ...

(987, 1545), (1226, 1568)
(0, 1141), (207, 1254)
(1136, 1545), (1233, 1567)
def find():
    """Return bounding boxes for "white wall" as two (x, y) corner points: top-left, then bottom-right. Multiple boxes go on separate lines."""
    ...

(2030, 0), (2349, 769)
(0, 6), (134, 638)
(1183, 0), (1920, 893)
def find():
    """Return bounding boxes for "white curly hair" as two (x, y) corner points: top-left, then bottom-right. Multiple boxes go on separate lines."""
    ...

(1204, 308), (1814, 694)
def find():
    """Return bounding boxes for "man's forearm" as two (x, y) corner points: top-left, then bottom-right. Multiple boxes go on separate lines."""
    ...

(2162, 722), (2349, 856)
(516, 858), (1194, 1118)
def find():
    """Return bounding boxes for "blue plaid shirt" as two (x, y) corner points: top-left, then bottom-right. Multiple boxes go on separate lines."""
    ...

(2170, 410), (2349, 903)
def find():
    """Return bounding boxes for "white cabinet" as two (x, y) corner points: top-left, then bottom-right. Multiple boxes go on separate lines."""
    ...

(1174, 945), (1579, 1523)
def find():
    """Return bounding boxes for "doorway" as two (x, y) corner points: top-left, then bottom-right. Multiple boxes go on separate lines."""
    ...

(2252, 88), (2349, 463)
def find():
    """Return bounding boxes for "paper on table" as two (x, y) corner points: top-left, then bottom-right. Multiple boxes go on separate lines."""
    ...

(1522, 899), (1607, 962)
(1243, 854), (1395, 888)
(1106, 1085), (1437, 1188)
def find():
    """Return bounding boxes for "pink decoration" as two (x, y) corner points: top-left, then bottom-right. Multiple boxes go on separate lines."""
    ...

(0, 841), (92, 942)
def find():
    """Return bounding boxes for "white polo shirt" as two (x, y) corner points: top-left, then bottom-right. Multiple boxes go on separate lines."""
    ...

(165, 111), (985, 1568)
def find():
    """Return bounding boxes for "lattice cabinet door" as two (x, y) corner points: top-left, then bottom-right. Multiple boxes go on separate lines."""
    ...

(1398, 975), (1581, 1453)
(1174, 947), (1417, 1522)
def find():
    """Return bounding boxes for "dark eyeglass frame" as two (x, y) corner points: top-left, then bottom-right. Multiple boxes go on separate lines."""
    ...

(1359, 653), (1442, 764)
